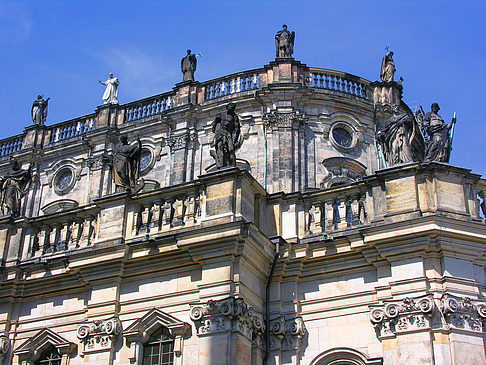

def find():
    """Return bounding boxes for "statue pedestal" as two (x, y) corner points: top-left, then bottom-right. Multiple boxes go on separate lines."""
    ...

(173, 80), (199, 106)
(370, 81), (403, 106)
(265, 58), (306, 84)
(95, 103), (121, 128)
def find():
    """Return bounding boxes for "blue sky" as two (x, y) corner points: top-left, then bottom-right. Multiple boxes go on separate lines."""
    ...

(1, 0), (485, 176)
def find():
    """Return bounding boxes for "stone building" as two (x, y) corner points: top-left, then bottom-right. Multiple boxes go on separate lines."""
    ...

(0, 43), (486, 365)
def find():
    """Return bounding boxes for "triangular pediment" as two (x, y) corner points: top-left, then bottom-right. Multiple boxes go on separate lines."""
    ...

(14, 328), (76, 361)
(124, 308), (189, 343)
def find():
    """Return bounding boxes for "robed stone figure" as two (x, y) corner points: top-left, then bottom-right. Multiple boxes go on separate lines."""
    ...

(210, 103), (242, 169)
(113, 136), (142, 192)
(377, 105), (424, 166)
(423, 103), (454, 163)
(181, 49), (197, 82)
(0, 160), (33, 217)
(31, 95), (50, 126)
(275, 25), (295, 58)
(380, 51), (395, 82)
(98, 73), (119, 104)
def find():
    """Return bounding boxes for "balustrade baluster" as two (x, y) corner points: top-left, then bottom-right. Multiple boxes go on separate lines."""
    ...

(29, 228), (40, 257)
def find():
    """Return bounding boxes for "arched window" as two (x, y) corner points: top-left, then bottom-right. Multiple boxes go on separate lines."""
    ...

(310, 347), (383, 365)
(35, 346), (62, 365)
(143, 326), (175, 365)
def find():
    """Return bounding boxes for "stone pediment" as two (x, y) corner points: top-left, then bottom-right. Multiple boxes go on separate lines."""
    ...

(14, 328), (76, 362)
(124, 308), (189, 343)
(41, 199), (79, 215)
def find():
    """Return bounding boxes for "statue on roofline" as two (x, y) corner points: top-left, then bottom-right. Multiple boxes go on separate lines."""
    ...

(275, 24), (295, 58)
(98, 73), (119, 104)
(181, 49), (197, 82)
(380, 51), (395, 82)
(31, 95), (50, 126)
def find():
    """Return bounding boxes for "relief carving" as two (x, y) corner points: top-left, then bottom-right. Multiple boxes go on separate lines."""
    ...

(369, 294), (434, 339)
(440, 294), (486, 333)
(190, 296), (264, 345)
(77, 317), (122, 355)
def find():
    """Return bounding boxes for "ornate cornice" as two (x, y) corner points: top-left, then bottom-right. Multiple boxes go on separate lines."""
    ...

(77, 317), (122, 355)
(441, 294), (486, 333)
(190, 297), (264, 345)
(369, 294), (434, 339)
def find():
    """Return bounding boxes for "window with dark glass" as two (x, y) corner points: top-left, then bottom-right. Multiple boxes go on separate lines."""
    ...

(35, 346), (62, 365)
(143, 326), (175, 365)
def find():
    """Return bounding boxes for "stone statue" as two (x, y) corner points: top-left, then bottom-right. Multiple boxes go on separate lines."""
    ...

(31, 95), (50, 126)
(380, 51), (395, 82)
(377, 105), (419, 165)
(181, 49), (197, 82)
(113, 136), (142, 192)
(0, 159), (33, 217)
(423, 103), (454, 163)
(275, 24), (295, 58)
(210, 103), (242, 169)
(98, 73), (119, 104)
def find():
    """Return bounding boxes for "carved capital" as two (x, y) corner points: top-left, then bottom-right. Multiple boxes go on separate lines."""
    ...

(369, 294), (434, 339)
(263, 111), (307, 132)
(165, 132), (190, 152)
(77, 317), (122, 355)
(0, 335), (10, 360)
(269, 316), (306, 351)
(190, 297), (264, 345)
(440, 294), (486, 333)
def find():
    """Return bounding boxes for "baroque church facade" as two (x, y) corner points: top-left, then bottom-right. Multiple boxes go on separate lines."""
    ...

(0, 28), (485, 365)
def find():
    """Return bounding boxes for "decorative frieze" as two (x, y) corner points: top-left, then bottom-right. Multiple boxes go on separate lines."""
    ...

(164, 131), (197, 152)
(441, 294), (486, 333)
(190, 297), (264, 344)
(263, 111), (307, 132)
(269, 316), (306, 351)
(0, 335), (10, 361)
(77, 317), (122, 355)
(369, 294), (434, 339)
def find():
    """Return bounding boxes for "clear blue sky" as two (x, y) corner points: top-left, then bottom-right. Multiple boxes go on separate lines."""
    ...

(1, 1), (485, 176)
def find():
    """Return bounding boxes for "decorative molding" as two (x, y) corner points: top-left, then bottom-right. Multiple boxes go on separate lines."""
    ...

(190, 296), (264, 346)
(369, 294), (434, 339)
(164, 131), (196, 152)
(269, 316), (306, 351)
(77, 317), (121, 355)
(14, 328), (76, 365)
(0, 335), (10, 361)
(124, 308), (189, 364)
(440, 294), (486, 333)
(310, 347), (383, 365)
(263, 111), (307, 132)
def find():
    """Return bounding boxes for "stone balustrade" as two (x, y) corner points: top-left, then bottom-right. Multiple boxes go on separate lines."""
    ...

(201, 69), (262, 101)
(122, 91), (174, 122)
(26, 210), (99, 259)
(49, 115), (95, 143)
(0, 134), (24, 157)
(307, 68), (369, 99)
(303, 184), (369, 236)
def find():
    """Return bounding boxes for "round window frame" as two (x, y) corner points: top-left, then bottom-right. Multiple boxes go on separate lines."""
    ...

(53, 167), (76, 195)
(329, 122), (357, 152)
(139, 147), (155, 176)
